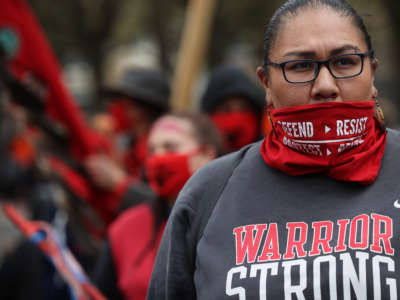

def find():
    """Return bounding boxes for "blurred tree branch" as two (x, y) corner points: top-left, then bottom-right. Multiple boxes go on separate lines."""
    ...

(149, 0), (172, 73)
(65, 0), (123, 93)
(28, 0), (124, 99)
(380, 0), (400, 118)
(381, 0), (400, 65)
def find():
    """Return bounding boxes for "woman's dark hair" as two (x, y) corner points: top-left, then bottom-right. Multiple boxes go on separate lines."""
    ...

(262, 0), (374, 68)
(171, 111), (225, 156)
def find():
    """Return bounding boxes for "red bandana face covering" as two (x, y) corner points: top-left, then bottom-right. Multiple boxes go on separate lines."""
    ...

(212, 111), (259, 151)
(145, 151), (196, 199)
(260, 100), (387, 185)
(109, 100), (135, 133)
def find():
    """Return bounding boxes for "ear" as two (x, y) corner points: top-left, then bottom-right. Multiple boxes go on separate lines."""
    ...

(256, 66), (269, 88)
(371, 58), (379, 74)
(256, 66), (273, 107)
(370, 58), (379, 99)
(189, 145), (217, 173)
(372, 86), (378, 99)
(201, 145), (217, 161)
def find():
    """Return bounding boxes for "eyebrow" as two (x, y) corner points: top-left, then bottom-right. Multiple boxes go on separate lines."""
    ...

(283, 45), (362, 59)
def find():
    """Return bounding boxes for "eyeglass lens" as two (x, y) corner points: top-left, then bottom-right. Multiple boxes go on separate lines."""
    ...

(284, 54), (363, 83)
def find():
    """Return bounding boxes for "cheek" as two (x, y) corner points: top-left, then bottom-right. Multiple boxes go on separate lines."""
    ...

(188, 153), (208, 174)
(270, 83), (311, 108)
(339, 77), (375, 101)
(188, 156), (198, 174)
(268, 70), (312, 108)
(340, 63), (376, 101)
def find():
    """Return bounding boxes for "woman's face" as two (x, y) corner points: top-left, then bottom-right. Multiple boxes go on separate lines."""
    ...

(148, 116), (213, 173)
(148, 116), (198, 156)
(257, 8), (378, 109)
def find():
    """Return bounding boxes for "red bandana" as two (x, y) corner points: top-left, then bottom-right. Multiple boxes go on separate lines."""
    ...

(260, 100), (387, 185)
(109, 99), (139, 133)
(145, 151), (195, 199)
(211, 111), (259, 151)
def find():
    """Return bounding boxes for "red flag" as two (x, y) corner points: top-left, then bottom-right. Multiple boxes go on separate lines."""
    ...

(0, 0), (106, 160)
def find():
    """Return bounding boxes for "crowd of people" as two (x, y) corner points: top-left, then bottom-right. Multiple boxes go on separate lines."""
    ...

(1, 0), (400, 299)
(0, 43), (265, 299)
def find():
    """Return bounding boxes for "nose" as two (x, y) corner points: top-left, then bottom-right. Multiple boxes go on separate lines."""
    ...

(310, 65), (340, 102)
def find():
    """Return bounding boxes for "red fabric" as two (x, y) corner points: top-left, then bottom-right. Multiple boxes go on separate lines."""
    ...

(9, 134), (36, 167)
(109, 204), (166, 300)
(48, 156), (92, 202)
(48, 155), (131, 228)
(260, 100), (387, 185)
(211, 111), (259, 151)
(145, 151), (193, 199)
(0, 0), (104, 160)
(89, 177), (134, 225)
(108, 100), (135, 133)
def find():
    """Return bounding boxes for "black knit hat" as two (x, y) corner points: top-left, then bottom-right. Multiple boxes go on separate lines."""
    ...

(103, 68), (170, 113)
(200, 65), (265, 115)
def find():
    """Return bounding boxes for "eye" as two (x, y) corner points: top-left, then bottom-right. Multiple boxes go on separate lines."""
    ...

(285, 61), (315, 72)
(164, 142), (179, 153)
(331, 56), (359, 68)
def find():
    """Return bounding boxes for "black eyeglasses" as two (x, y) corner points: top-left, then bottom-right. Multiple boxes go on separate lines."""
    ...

(265, 50), (374, 84)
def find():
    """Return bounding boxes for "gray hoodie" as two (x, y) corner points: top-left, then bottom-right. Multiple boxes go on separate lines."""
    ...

(147, 129), (400, 300)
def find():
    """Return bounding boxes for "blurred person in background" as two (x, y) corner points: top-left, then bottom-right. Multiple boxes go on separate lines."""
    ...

(0, 84), (71, 300)
(91, 68), (171, 178)
(93, 112), (224, 300)
(0, 46), (102, 300)
(200, 65), (265, 153)
(83, 68), (171, 223)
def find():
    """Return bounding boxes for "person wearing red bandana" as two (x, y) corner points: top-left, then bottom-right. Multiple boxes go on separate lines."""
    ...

(99, 68), (171, 179)
(147, 1), (400, 300)
(82, 69), (171, 225)
(200, 65), (265, 153)
(93, 112), (223, 300)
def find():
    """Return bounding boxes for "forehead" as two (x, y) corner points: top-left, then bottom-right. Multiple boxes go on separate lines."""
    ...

(270, 7), (366, 58)
(149, 116), (194, 141)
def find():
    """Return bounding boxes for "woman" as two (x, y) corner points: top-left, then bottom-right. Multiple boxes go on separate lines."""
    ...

(147, 1), (400, 299)
(93, 112), (223, 300)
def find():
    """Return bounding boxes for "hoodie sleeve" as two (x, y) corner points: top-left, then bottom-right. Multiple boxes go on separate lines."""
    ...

(146, 199), (198, 300)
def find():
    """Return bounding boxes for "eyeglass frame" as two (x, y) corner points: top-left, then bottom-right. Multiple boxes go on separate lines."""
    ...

(264, 50), (374, 84)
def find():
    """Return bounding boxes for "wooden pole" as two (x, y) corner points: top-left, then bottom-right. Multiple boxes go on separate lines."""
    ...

(170, 0), (217, 111)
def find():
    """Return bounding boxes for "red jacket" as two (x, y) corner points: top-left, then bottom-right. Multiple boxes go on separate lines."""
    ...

(109, 203), (166, 300)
